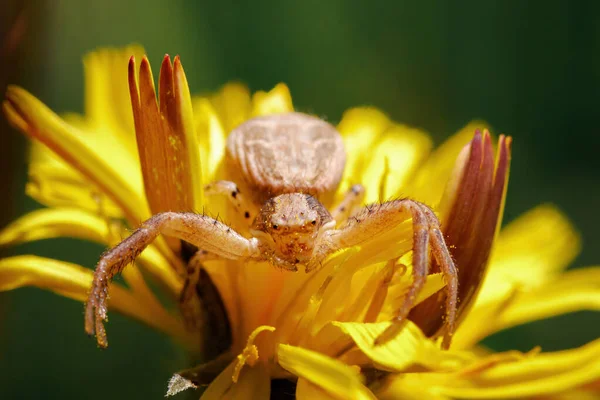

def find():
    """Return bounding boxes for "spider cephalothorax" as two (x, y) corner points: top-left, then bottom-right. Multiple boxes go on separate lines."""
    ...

(251, 193), (335, 270)
(85, 112), (458, 350)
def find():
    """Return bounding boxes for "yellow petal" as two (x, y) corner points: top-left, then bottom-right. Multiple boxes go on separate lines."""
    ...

(0, 255), (188, 343)
(360, 124), (432, 204)
(431, 339), (600, 398)
(129, 55), (203, 219)
(486, 204), (580, 291)
(494, 267), (600, 332)
(296, 378), (341, 400)
(200, 361), (237, 399)
(0, 207), (111, 245)
(27, 142), (124, 218)
(250, 83), (294, 117)
(83, 45), (143, 155)
(3, 86), (149, 224)
(200, 361), (270, 400)
(538, 389), (600, 400)
(454, 205), (582, 348)
(336, 108), (391, 196)
(333, 321), (471, 372)
(277, 344), (377, 400)
(375, 374), (453, 400)
(193, 97), (227, 182)
(210, 82), (251, 134)
(0, 207), (182, 296)
(377, 340), (600, 399)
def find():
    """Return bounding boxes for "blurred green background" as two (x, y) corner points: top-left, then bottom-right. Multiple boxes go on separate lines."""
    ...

(1, 1), (599, 398)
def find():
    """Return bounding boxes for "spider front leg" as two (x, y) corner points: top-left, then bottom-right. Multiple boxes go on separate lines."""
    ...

(320, 199), (458, 349)
(85, 212), (261, 348)
(330, 184), (365, 224)
(204, 180), (258, 223)
(179, 250), (222, 331)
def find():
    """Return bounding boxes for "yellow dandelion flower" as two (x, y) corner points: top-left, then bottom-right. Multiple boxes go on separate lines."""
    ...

(1, 46), (599, 399)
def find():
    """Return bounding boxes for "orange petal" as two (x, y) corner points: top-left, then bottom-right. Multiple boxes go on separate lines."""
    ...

(410, 131), (512, 339)
(129, 55), (203, 222)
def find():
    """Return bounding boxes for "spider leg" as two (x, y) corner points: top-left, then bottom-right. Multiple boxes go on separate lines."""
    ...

(85, 211), (260, 348)
(179, 250), (220, 331)
(418, 204), (458, 349)
(322, 199), (458, 349)
(204, 180), (258, 223)
(329, 184), (365, 224)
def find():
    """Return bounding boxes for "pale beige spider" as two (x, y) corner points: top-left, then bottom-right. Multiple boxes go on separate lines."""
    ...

(85, 112), (458, 349)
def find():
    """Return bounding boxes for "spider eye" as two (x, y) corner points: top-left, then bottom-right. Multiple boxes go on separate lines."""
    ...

(311, 220), (317, 225)
(272, 224), (279, 230)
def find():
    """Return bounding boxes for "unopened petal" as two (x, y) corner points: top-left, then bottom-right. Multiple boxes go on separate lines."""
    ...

(277, 344), (377, 400)
(129, 55), (203, 222)
(410, 132), (512, 338)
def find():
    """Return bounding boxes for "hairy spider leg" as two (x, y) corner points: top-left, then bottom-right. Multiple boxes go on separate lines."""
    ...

(179, 250), (222, 331)
(316, 198), (458, 349)
(204, 180), (258, 223)
(329, 184), (365, 224)
(85, 212), (260, 348)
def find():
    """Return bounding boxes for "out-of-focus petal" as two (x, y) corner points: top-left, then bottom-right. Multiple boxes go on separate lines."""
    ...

(492, 267), (600, 333)
(227, 362), (270, 400)
(3, 86), (149, 224)
(200, 361), (237, 399)
(193, 97), (227, 182)
(277, 344), (377, 400)
(83, 45), (143, 155)
(129, 55), (203, 222)
(209, 82), (251, 134)
(454, 205), (582, 348)
(375, 374), (453, 400)
(250, 83), (294, 117)
(296, 377), (340, 400)
(486, 204), (580, 292)
(0, 255), (188, 342)
(0, 207), (111, 245)
(0, 207), (182, 296)
(360, 124), (432, 204)
(27, 142), (125, 218)
(379, 339), (600, 399)
(199, 361), (270, 400)
(336, 108), (391, 197)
